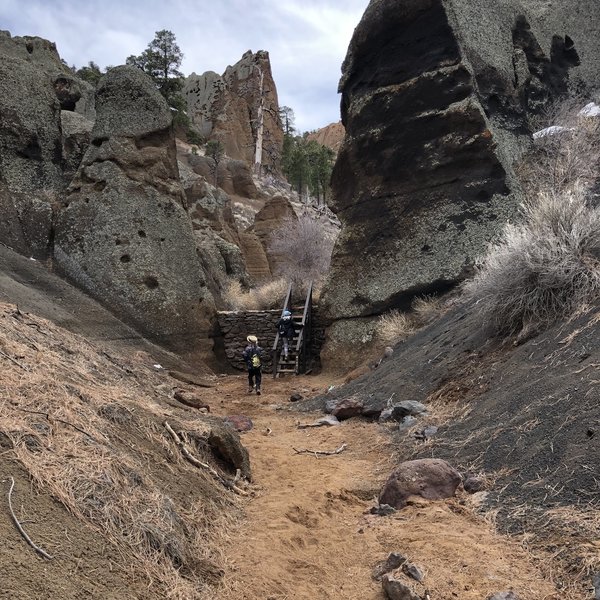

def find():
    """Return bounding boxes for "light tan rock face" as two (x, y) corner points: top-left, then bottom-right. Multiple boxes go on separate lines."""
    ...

(55, 66), (216, 361)
(320, 0), (600, 369)
(248, 195), (297, 276)
(183, 50), (284, 175)
(306, 122), (345, 155)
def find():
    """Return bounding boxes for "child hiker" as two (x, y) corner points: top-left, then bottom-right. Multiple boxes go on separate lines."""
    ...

(276, 310), (302, 360)
(242, 335), (262, 395)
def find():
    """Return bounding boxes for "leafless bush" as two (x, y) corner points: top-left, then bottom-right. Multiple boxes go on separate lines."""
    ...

(268, 215), (334, 286)
(464, 184), (600, 337)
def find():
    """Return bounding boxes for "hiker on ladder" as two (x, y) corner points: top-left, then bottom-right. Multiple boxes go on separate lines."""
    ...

(277, 310), (302, 360)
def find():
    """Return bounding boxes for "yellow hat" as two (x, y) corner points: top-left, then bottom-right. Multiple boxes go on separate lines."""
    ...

(247, 335), (258, 343)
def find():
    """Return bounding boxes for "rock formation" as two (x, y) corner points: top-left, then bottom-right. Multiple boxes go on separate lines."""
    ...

(306, 122), (345, 155)
(320, 0), (600, 369)
(54, 66), (216, 361)
(183, 50), (284, 176)
(248, 195), (297, 276)
(0, 32), (88, 257)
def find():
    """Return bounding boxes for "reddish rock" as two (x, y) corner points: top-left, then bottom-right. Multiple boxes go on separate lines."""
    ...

(379, 459), (461, 509)
(224, 415), (253, 432)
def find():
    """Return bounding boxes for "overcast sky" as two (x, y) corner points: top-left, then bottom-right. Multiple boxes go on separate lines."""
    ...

(1, 0), (369, 132)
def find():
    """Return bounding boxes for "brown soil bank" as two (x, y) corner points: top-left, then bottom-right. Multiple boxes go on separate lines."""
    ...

(306, 300), (600, 596)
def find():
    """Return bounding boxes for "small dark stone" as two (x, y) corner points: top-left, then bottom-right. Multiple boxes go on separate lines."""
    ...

(382, 574), (421, 600)
(592, 572), (600, 600)
(391, 401), (428, 420)
(402, 562), (424, 583)
(414, 425), (438, 440)
(289, 392), (303, 402)
(487, 592), (519, 600)
(397, 416), (418, 430)
(372, 552), (407, 581)
(370, 503), (397, 516)
(463, 475), (486, 494)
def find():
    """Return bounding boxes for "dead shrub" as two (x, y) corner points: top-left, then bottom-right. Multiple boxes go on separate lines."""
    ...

(464, 184), (600, 337)
(268, 215), (334, 286)
(521, 96), (600, 196)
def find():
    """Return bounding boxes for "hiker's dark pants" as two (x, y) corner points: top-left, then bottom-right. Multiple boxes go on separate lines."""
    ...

(248, 367), (262, 390)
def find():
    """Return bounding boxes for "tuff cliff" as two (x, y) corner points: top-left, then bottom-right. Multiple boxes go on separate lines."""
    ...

(183, 50), (284, 176)
(320, 0), (600, 369)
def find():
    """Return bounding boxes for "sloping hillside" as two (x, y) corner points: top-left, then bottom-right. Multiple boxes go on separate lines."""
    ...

(305, 298), (600, 597)
(0, 297), (250, 599)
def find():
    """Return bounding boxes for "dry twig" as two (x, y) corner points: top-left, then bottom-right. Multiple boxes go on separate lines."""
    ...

(0, 349), (29, 371)
(163, 421), (248, 496)
(292, 443), (348, 457)
(7, 477), (53, 560)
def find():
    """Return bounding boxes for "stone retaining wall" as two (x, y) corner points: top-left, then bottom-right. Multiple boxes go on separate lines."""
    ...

(217, 307), (327, 373)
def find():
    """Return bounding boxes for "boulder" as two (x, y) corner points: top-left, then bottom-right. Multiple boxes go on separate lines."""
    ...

(208, 422), (251, 480)
(325, 396), (364, 420)
(320, 0), (600, 368)
(54, 66), (216, 362)
(379, 458), (461, 509)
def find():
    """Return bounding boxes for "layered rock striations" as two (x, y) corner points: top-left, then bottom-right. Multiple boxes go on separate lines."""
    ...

(54, 66), (216, 359)
(321, 0), (600, 367)
(183, 50), (283, 175)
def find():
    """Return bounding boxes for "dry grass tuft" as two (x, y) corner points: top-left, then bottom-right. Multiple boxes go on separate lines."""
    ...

(375, 295), (446, 346)
(0, 303), (240, 599)
(375, 310), (416, 346)
(222, 278), (289, 311)
(463, 184), (600, 337)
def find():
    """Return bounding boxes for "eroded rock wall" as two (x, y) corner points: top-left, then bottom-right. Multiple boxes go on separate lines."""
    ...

(321, 0), (600, 370)
(184, 50), (284, 175)
(54, 66), (216, 361)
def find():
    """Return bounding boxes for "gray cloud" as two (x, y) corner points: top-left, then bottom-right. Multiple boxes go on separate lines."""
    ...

(1, 0), (369, 131)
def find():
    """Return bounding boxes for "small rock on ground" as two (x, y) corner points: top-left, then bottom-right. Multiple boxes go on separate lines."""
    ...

(372, 552), (407, 581)
(402, 562), (424, 583)
(223, 415), (254, 432)
(487, 592), (519, 600)
(382, 574), (422, 600)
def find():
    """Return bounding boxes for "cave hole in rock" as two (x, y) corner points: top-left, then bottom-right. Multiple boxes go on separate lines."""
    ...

(138, 230), (146, 238)
(120, 254), (131, 263)
(25, 42), (33, 54)
(143, 276), (159, 289)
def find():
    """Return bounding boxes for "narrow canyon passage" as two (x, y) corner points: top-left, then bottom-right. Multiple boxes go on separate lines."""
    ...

(199, 375), (558, 600)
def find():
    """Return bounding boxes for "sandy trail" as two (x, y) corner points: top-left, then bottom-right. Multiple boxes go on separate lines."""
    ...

(198, 374), (560, 600)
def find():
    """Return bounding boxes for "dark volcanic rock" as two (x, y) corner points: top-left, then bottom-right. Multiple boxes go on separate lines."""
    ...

(223, 415), (254, 432)
(320, 0), (600, 370)
(55, 66), (216, 362)
(208, 421), (251, 480)
(379, 458), (461, 509)
(0, 32), (74, 257)
(381, 574), (421, 600)
(325, 396), (364, 420)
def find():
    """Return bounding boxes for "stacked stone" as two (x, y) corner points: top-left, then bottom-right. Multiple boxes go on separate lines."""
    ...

(217, 310), (281, 372)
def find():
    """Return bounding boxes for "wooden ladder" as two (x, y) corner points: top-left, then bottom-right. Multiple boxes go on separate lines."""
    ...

(272, 282), (313, 378)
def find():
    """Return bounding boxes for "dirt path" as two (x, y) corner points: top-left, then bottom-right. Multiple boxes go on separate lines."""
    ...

(199, 375), (561, 600)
